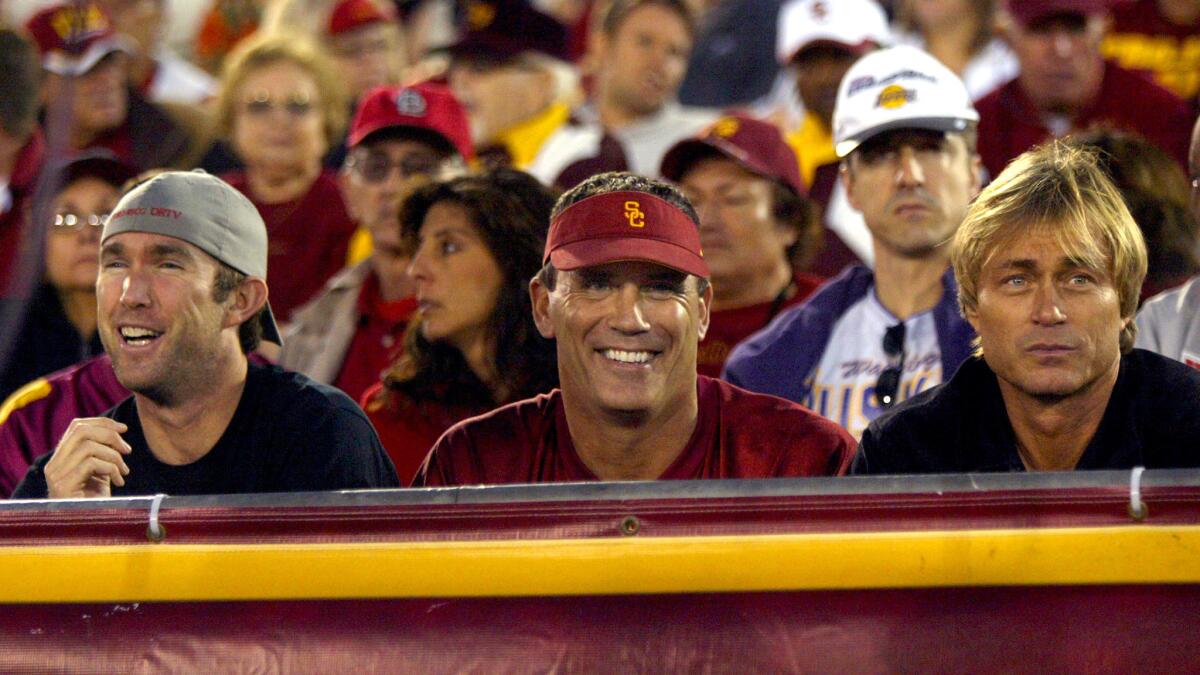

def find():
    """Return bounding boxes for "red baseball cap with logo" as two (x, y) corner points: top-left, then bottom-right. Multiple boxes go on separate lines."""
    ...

(25, 2), (133, 76)
(545, 191), (710, 279)
(1006, 0), (1112, 26)
(447, 0), (569, 63)
(347, 83), (474, 160)
(328, 0), (397, 36)
(661, 114), (806, 197)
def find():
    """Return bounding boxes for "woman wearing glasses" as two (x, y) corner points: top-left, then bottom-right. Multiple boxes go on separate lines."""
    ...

(0, 153), (134, 401)
(214, 31), (355, 323)
(361, 170), (559, 484)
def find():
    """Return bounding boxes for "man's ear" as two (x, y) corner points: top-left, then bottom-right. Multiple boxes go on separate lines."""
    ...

(963, 304), (980, 335)
(223, 277), (269, 330)
(696, 279), (713, 341)
(530, 276), (555, 339)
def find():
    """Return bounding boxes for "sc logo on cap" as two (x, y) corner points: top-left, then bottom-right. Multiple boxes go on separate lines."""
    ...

(624, 201), (645, 228)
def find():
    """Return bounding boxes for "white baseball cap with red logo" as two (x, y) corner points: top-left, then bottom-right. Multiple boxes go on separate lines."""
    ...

(776, 0), (891, 65)
(832, 45), (979, 158)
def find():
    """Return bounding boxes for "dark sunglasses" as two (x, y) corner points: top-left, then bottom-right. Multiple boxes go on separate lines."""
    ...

(875, 322), (906, 409)
(347, 153), (441, 183)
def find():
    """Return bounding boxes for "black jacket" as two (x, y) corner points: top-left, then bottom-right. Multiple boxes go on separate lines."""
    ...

(853, 350), (1200, 474)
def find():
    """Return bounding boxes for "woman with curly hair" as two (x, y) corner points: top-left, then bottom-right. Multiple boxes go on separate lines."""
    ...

(361, 170), (559, 482)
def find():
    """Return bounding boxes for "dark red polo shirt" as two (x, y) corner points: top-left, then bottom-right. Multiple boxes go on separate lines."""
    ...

(414, 375), (855, 486)
(975, 61), (1192, 179)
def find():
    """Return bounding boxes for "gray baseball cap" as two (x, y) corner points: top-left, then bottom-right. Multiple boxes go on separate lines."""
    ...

(102, 170), (282, 346)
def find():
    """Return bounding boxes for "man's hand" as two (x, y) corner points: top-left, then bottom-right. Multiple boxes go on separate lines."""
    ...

(44, 418), (132, 498)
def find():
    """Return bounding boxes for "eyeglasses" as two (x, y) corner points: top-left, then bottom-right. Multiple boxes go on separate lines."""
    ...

(347, 152), (441, 183)
(875, 322), (906, 409)
(52, 213), (108, 232)
(332, 37), (391, 59)
(241, 91), (315, 118)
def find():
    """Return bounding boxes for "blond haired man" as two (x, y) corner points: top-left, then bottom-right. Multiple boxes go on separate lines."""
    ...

(854, 142), (1200, 473)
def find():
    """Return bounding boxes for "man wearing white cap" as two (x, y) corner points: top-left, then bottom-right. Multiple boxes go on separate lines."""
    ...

(775, 0), (890, 277)
(724, 46), (981, 440)
(12, 171), (399, 498)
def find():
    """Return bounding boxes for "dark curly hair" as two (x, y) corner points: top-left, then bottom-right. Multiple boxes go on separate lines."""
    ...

(382, 169), (560, 407)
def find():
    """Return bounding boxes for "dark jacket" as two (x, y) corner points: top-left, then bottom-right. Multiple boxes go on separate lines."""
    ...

(853, 350), (1200, 474)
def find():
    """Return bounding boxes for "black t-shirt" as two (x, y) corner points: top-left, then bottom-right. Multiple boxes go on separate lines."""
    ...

(853, 350), (1200, 474)
(12, 363), (399, 498)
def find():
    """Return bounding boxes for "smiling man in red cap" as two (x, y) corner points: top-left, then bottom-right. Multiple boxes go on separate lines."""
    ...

(413, 172), (853, 486)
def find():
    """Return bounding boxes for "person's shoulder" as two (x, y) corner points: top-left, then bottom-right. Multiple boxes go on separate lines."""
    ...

(1127, 348), (1200, 389)
(312, 169), (346, 196)
(1103, 61), (1188, 107)
(863, 357), (988, 446)
(1122, 349), (1200, 459)
(708, 377), (849, 439)
(423, 391), (561, 485)
(1139, 276), (1200, 321)
(439, 391), (559, 447)
(1, 355), (127, 427)
(973, 76), (1022, 117)
(725, 267), (873, 369)
(251, 363), (366, 419)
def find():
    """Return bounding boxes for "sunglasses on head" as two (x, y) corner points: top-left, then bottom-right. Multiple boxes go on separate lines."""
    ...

(875, 322), (906, 409)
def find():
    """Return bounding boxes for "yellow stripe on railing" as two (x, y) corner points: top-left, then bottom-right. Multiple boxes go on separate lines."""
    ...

(2, 525), (1198, 603)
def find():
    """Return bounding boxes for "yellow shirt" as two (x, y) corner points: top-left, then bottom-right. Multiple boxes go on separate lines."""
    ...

(497, 101), (571, 170)
(785, 112), (839, 190)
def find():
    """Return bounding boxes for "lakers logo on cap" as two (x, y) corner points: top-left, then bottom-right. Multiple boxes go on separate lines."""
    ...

(624, 201), (645, 228)
(395, 89), (427, 116)
(710, 117), (739, 138)
(467, 0), (497, 30)
(877, 85), (916, 109)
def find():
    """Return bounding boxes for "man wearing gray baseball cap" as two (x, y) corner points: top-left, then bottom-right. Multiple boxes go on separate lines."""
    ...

(12, 171), (399, 499)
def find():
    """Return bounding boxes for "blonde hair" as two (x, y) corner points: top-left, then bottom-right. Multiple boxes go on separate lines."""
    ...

(952, 141), (1147, 353)
(216, 30), (347, 146)
(262, 0), (408, 98)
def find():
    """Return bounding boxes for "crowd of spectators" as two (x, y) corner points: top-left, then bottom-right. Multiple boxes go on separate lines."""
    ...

(1, 0), (1199, 499)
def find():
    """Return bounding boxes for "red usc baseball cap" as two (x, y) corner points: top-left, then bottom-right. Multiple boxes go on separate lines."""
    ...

(447, 0), (569, 63)
(25, 2), (133, 76)
(347, 83), (474, 160)
(1006, 0), (1112, 26)
(545, 191), (710, 279)
(661, 114), (806, 197)
(328, 0), (397, 36)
